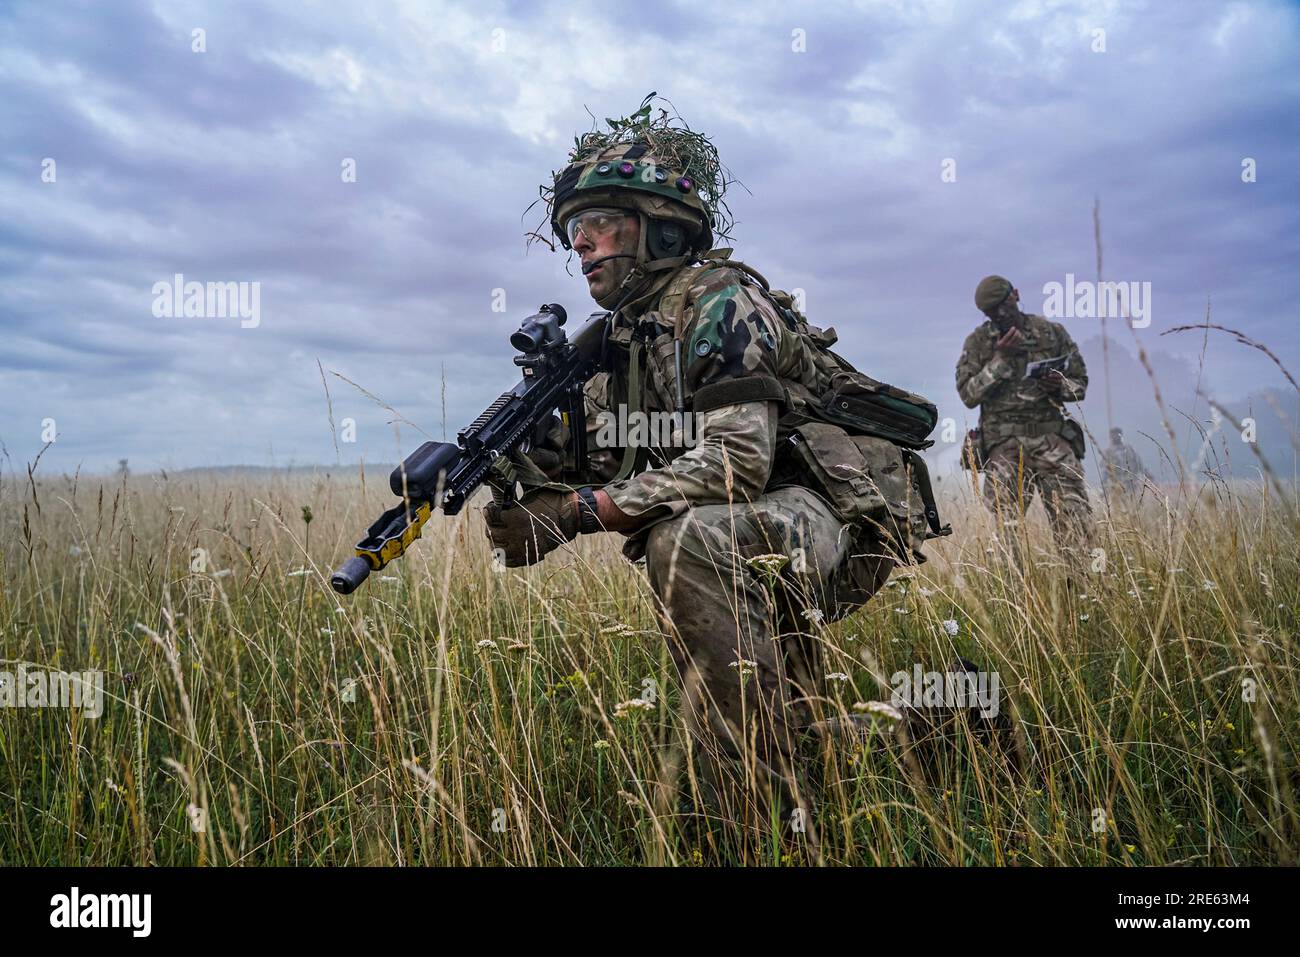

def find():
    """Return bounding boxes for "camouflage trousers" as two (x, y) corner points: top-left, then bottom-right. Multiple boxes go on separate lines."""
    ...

(643, 485), (894, 830)
(981, 432), (1093, 551)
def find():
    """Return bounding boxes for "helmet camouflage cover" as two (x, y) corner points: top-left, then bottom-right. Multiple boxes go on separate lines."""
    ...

(533, 93), (735, 255)
(550, 143), (712, 251)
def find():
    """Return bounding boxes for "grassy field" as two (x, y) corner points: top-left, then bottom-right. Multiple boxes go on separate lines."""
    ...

(1, 462), (1296, 866)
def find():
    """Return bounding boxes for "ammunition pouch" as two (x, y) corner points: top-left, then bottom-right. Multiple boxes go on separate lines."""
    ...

(779, 422), (940, 559)
(819, 372), (938, 450)
(1061, 417), (1086, 461)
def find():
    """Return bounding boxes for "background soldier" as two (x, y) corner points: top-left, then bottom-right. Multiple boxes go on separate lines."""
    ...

(1101, 426), (1153, 502)
(481, 98), (932, 835)
(956, 275), (1093, 552)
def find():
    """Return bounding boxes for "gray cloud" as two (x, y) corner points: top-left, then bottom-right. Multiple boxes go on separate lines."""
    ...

(1, 0), (1296, 476)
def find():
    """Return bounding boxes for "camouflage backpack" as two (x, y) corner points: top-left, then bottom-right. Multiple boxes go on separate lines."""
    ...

(657, 251), (940, 450)
(765, 290), (939, 450)
(657, 252), (951, 548)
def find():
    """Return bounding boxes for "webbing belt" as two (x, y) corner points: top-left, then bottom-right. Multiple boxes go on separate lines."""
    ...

(985, 417), (1064, 439)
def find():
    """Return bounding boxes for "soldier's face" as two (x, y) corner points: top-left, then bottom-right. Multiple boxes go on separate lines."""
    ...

(573, 211), (640, 304)
(992, 289), (1021, 328)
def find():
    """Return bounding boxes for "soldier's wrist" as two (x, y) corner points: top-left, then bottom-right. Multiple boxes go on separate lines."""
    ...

(595, 488), (639, 533)
(575, 486), (602, 534)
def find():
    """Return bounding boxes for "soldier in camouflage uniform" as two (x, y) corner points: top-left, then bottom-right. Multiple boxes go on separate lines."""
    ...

(483, 104), (931, 829)
(956, 275), (1093, 551)
(1100, 427), (1152, 503)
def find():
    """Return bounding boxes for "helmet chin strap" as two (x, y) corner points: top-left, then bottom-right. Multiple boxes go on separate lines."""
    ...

(596, 213), (700, 312)
(591, 213), (651, 310)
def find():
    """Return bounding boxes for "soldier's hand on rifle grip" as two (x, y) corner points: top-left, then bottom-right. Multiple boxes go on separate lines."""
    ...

(521, 414), (569, 481)
(482, 488), (580, 566)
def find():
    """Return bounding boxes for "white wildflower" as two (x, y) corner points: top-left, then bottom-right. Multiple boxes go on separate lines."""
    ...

(852, 701), (903, 722)
(728, 659), (757, 680)
(613, 698), (655, 718)
(746, 553), (790, 574)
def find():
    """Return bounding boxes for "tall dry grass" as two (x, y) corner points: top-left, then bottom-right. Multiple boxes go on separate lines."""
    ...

(1, 450), (1295, 866)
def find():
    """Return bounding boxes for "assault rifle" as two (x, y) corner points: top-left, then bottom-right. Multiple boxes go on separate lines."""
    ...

(330, 304), (607, 595)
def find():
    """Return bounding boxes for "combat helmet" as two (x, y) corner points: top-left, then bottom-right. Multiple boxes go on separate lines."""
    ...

(534, 93), (735, 273)
(550, 142), (713, 261)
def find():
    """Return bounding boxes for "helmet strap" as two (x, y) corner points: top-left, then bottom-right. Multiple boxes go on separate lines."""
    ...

(602, 214), (701, 315)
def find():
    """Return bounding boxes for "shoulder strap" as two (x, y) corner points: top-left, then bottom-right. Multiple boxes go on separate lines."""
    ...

(699, 246), (770, 290)
(724, 258), (771, 291)
(657, 265), (702, 333)
(656, 250), (774, 337)
(608, 337), (645, 483)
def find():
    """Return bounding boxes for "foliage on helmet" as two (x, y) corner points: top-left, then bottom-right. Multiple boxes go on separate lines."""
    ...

(527, 92), (738, 252)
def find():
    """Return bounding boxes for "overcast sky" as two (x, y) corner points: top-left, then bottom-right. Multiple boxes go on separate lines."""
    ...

(2, 0), (1297, 477)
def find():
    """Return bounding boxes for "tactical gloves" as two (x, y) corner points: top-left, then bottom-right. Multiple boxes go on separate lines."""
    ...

(483, 488), (580, 567)
(522, 414), (569, 482)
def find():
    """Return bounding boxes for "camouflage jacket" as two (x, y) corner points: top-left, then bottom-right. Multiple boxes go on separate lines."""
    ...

(577, 254), (915, 558)
(955, 312), (1087, 443)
